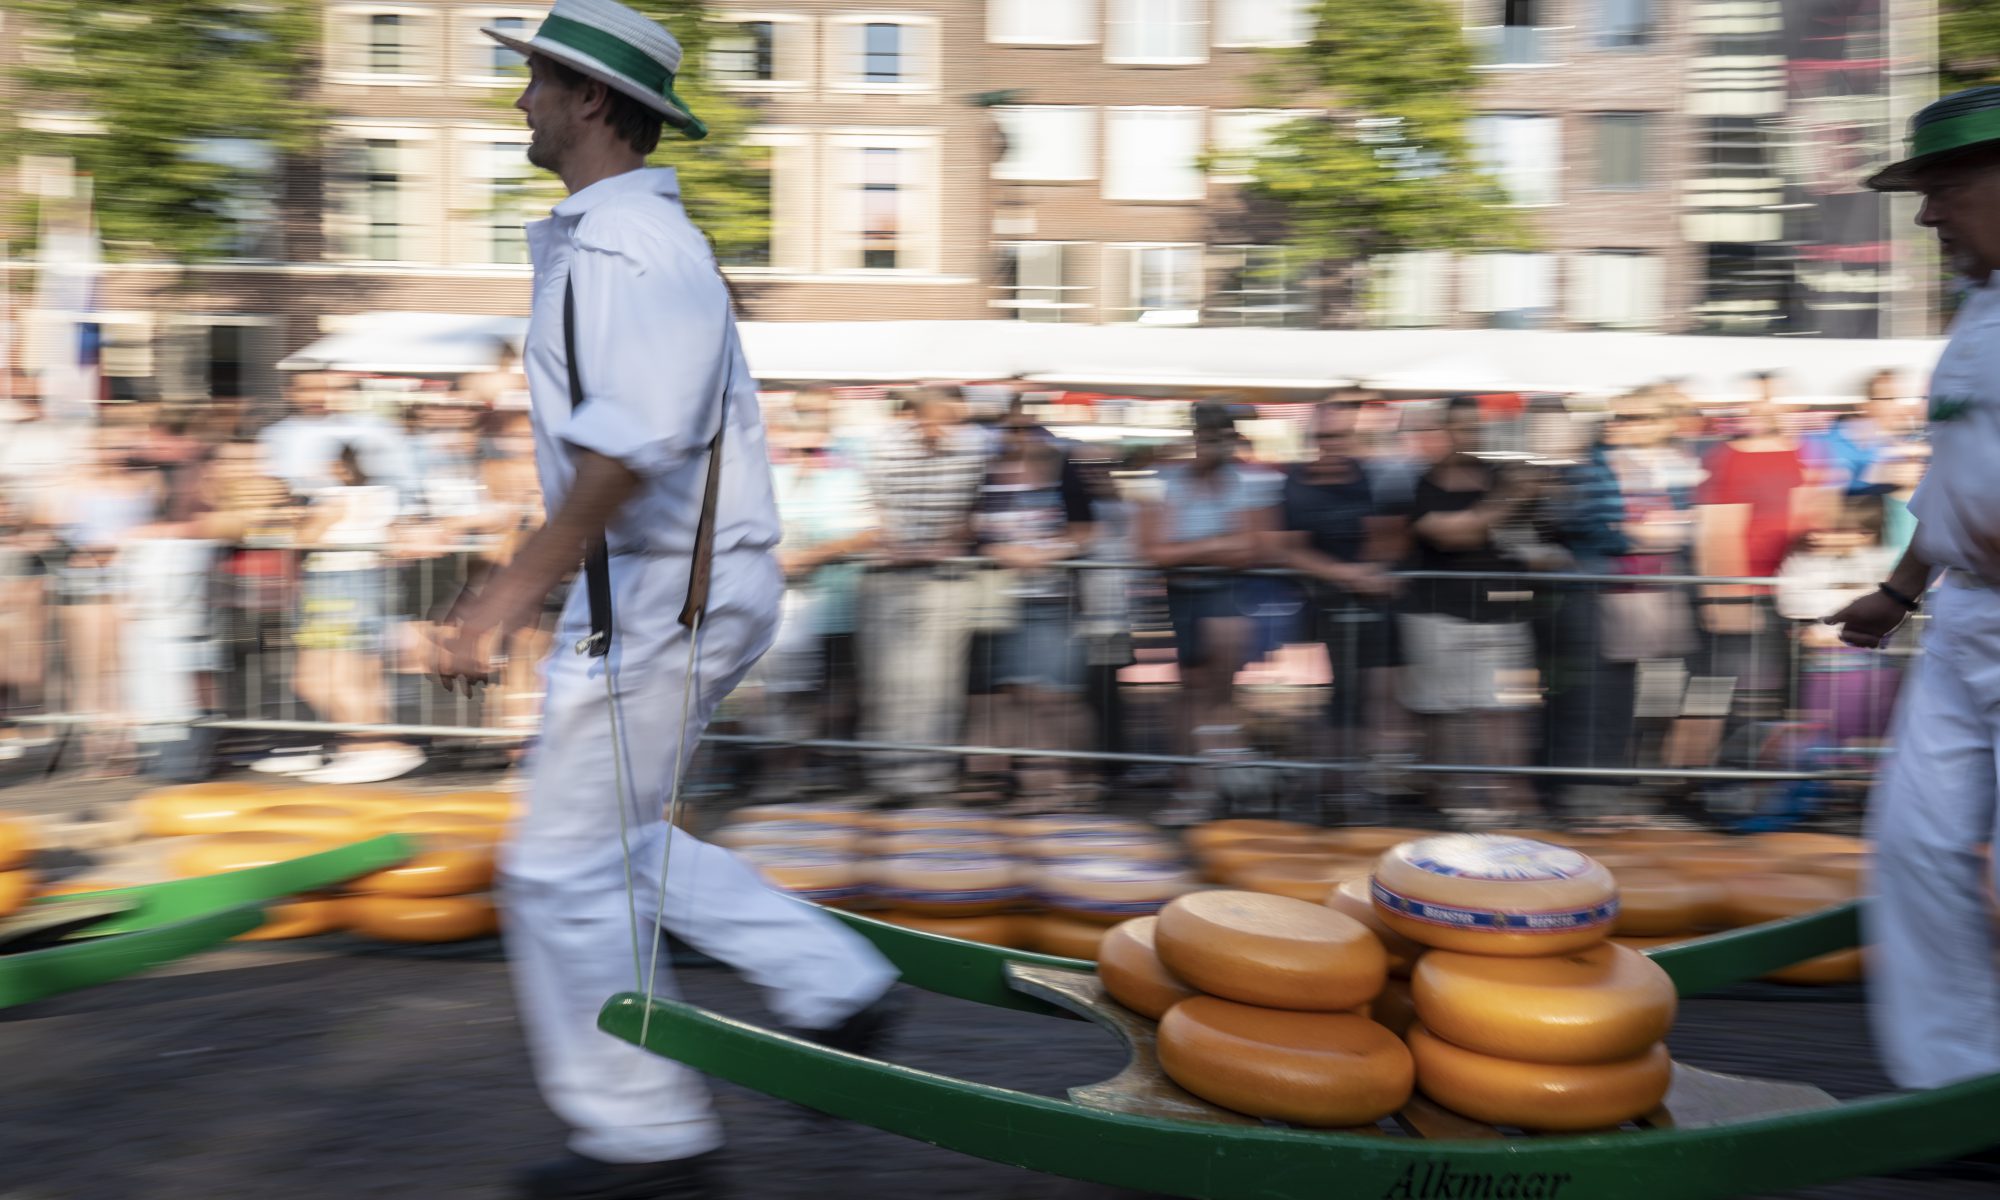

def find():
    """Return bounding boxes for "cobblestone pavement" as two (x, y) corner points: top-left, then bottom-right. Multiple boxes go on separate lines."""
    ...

(1, 770), (1991, 1200)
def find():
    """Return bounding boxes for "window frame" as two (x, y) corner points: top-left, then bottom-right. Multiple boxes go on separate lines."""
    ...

(451, 127), (536, 269)
(1591, 112), (1653, 191)
(1212, 0), (1313, 50)
(453, 7), (541, 87)
(1595, 0), (1654, 50)
(1208, 108), (1306, 184)
(1207, 244), (1313, 326)
(991, 105), (1099, 183)
(824, 128), (941, 276)
(1103, 106), (1207, 202)
(1106, 0), (1210, 66)
(1568, 249), (1663, 331)
(991, 241), (1095, 321)
(324, 123), (441, 266)
(712, 12), (813, 90)
(1470, 111), (1564, 208)
(826, 13), (939, 94)
(326, 4), (440, 86)
(1102, 241), (1206, 325)
(987, 0), (1100, 46)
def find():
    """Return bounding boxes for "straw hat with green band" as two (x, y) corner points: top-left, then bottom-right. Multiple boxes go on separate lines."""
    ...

(1866, 85), (2000, 192)
(485, 0), (708, 141)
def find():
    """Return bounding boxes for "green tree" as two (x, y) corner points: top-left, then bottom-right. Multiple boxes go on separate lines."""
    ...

(1941, 0), (2000, 90)
(492, 1), (771, 264)
(1236, 0), (1526, 325)
(4, 1), (321, 261)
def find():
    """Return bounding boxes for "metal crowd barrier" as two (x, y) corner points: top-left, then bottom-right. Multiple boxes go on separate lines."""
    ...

(0, 545), (1912, 804)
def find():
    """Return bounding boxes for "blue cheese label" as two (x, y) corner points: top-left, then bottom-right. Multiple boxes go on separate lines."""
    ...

(1404, 835), (1591, 882)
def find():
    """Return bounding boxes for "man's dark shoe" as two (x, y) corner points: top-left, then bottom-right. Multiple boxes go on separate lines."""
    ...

(795, 987), (905, 1058)
(517, 1149), (717, 1200)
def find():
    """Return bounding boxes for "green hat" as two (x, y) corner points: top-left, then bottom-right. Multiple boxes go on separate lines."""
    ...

(1865, 85), (2000, 191)
(485, 0), (707, 141)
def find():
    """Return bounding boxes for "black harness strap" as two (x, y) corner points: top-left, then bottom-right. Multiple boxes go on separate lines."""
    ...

(564, 278), (616, 658)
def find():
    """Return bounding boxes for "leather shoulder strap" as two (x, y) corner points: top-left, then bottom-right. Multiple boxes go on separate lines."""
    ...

(564, 276), (615, 657)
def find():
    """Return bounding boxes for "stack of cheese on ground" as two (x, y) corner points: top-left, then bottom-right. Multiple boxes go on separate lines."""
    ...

(0, 813), (38, 919)
(1101, 890), (1412, 1127)
(340, 791), (509, 943)
(865, 809), (1029, 949)
(1377, 834), (1679, 1131)
(1017, 817), (1186, 960)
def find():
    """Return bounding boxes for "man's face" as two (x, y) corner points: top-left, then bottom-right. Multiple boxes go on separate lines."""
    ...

(1914, 157), (2000, 280)
(518, 55), (582, 173)
(289, 373), (332, 417)
(1312, 406), (1358, 458)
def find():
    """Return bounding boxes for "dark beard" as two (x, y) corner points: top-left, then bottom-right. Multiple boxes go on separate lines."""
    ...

(525, 134), (559, 173)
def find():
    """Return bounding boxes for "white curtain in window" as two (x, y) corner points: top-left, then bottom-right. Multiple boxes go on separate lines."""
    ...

(1463, 252), (1555, 314)
(1105, 109), (1205, 200)
(1570, 253), (1661, 327)
(1108, 0), (1207, 61)
(1471, 114), (1561, 206)
(993, 107), (1097, 180)
(990, 0), (1097, 43)
(1217, 0), (1312, 46)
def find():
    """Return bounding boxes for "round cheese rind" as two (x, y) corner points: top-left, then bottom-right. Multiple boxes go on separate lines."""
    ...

(1370, 976), (1418, 1039)
(1784, 852), (1872, 892)
(1613, 869), (1708, 937)
(0, 815), (37, 871)
(1411, 943), (1676, 1065)
(1719, 872), (1850, 928)
(1327, 827), (1434, 857)
(233, 803), (372, 842)
(1748, 831), (1867, 858)
(1234, 856), (1374, 903)
(1765, 947), (1865, 986)
(1184, 819), (1316, 854)
(1035, 860), (1193, 924)
(1407, 1023), (1671, 1132)
(1027, 913), (1109, 960)
(1610, 934), (1692, 953)
(0, 869), (34, 917)
(1028, 832), (1178, 863)
(868, 830), (1011, 858)
(1667, 843), (1784, 879)
(167, 831), (337, 877)
(1197, 836), (1328, 884)
(868, 807), (997, 834)
(712, 821), (861, 854)
(1372, 836), (1618, 956)
(735, 847), (868, 906)
(342, 893), (498, 943)
(1007, 815), (1150, 841)
(1157, 997), (1414, 1127)
(348, 834), (496, 898)
(877, 911), (1025, 947)
(1097, 917), (1199, 1020)
(368, 810), (506, 845)
(131, 782), (290, 838)
(411, 789), (519, 821)
(731, 802), (865, 826)
(1155, 890), (1388, 1012)
(871, 852), (1024, 916)
(1325, 876), (1425, 977)
(236, 895), (342, 941)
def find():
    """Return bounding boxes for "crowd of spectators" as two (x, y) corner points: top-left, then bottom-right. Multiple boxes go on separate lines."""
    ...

(0, 360), (1929, 828)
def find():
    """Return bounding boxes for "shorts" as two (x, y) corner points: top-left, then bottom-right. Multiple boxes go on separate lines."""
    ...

(994, 598), (1082, 692)
(1397, 612), (1535, 715)
(1166, 583), (1251, 673)
(297, 567), (386, 653)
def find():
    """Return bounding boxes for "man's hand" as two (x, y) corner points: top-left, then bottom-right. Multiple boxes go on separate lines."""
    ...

(431, 618), (501, 694)
(1824, 589), (1910, 649)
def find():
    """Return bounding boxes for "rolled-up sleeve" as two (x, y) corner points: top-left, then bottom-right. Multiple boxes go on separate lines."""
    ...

(557, 220), (731, 479)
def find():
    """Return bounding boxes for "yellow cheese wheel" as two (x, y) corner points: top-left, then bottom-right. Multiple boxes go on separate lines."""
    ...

(1370, 976), (1418, 1039)
(343, 893), (499, 943)
(347, 835), (496, 898)
(1007, 815), (1150, 841)
(1613, 869), (1710, 937)
(1411, 944), (1676, 1065)
(236, 895), (343, 941)
(868, 830), (1011, 857)
(1155, 890), (1387, 1012)
(1608, 828), (1725, 851)
(736, 847), (867, 907)
(1027, 913), (1109, 960)
(1765, 947), (1866, 986)
(368, 810), (506, 844)
(872, 852), (1024, 916)
(36, 879), (139, 898)
(1667, 843), (1784, 879)
(730, 802), (866, 826)
(713, 821), (861, 854)
(1233, 856), (1374, 903)
(0, 815), (36, 871)
(876, 911), (1025, 947)
(232, 803), (373, 841)
(408, 789), (519, 821)
(1325, 876), (1425, 977)
(1157, 997), (1414, 1127)
(1785, 852), (1872, 892)
(1027, 832), (1178, 863)
(1719, 872), (1851, 928)
(1408, 1023), (1671, 1132)
(131, 782), (291, 837)
(1589, 849), (1667, 874)
(1610, 935), (1693, 953)
(1748, 832), (1867, 858)
(1035, 859), (1194, 924)
(0, 868), (34, 917)
(867, 807), (998, 834)
(1372, 836), (1618, 957)
(1185, 819), (1316, 854)
(1327, 827), (1434, 857)
(167, 831), (337, 878)
(1200, 836), (1335, 884)
(278, 785), (416, 814)
(1097, 917), (1199, 1020)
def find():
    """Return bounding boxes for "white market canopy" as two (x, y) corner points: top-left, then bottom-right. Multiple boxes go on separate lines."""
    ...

(281, 315), (1948, 404)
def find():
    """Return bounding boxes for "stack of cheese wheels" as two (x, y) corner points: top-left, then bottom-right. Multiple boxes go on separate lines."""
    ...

(131, 782), (297, 837)
(1235, 856), (1374, 904)
(343, 826), (500, 944)
(736, 846), (868, 909)
(0, 814), (36, 918)
(712, 820), (861, 855)
(1718, 871), (1863, 984)
(1107, 891), (1411, 1127)
(1183, 819), (1316, 883)
(1378, 834), (1676, 1131)
(870, 807), (997, 836)
(872, 849), (1023, 919)
(1035, 859), (1194, 926)
(1024, 830), (1177, 865)
(1607, 868), (1725, 951)
(166, 830), (346, 941)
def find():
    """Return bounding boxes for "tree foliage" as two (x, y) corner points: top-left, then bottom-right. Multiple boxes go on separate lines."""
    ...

(494, 0), (771, 262)
(1237, 0), (1525, 318)
(1941, 0), (2000, 90)
(5, 0), (322, 260)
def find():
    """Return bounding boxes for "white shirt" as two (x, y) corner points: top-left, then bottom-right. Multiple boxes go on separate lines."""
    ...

(1909, 274), (2000, 579)
(522, 168), (780, 559)
(259, 412), (414, 499)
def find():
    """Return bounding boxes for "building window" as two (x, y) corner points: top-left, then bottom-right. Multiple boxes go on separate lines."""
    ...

(1371, 252), (1453, 327)
(1210, 109), (1300, 184)
(455, 10), (539, 84)
(328, 132), (435, 262)
(1570, 251), (1662, 329)
(1471, 113), (1561, 206)
(1209, 246), (1311, 326)
(993, 242), (1091, 321)
(328, 6), (438, 82)
(713, 20), (776, 81)
(1463, 252), (1556, 328)
(1105, 108), (1205, 201)
(1104, 244), (1204, 324)
(1466, 0), (1553, 67)
(1107, 0), (1207, 64)
(830, 16), (933, 91)
(484, 141), (531, 265)
(992, 106), (1096, 181)
(830, 133), (937, 272)
(186, 138), (278, 259)
(861, 148), (899, 269)
(1593, 113), (1651, 189)
(988, 0), (1097, 44)
(1215, 0), (1313, 48)
(1598, 0), (1652, 48)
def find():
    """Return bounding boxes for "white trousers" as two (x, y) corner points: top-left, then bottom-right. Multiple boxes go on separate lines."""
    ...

(501, 550), (898, 1163)
(1864, 578), (2000, 1088)
(858, 571), (974, 794)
